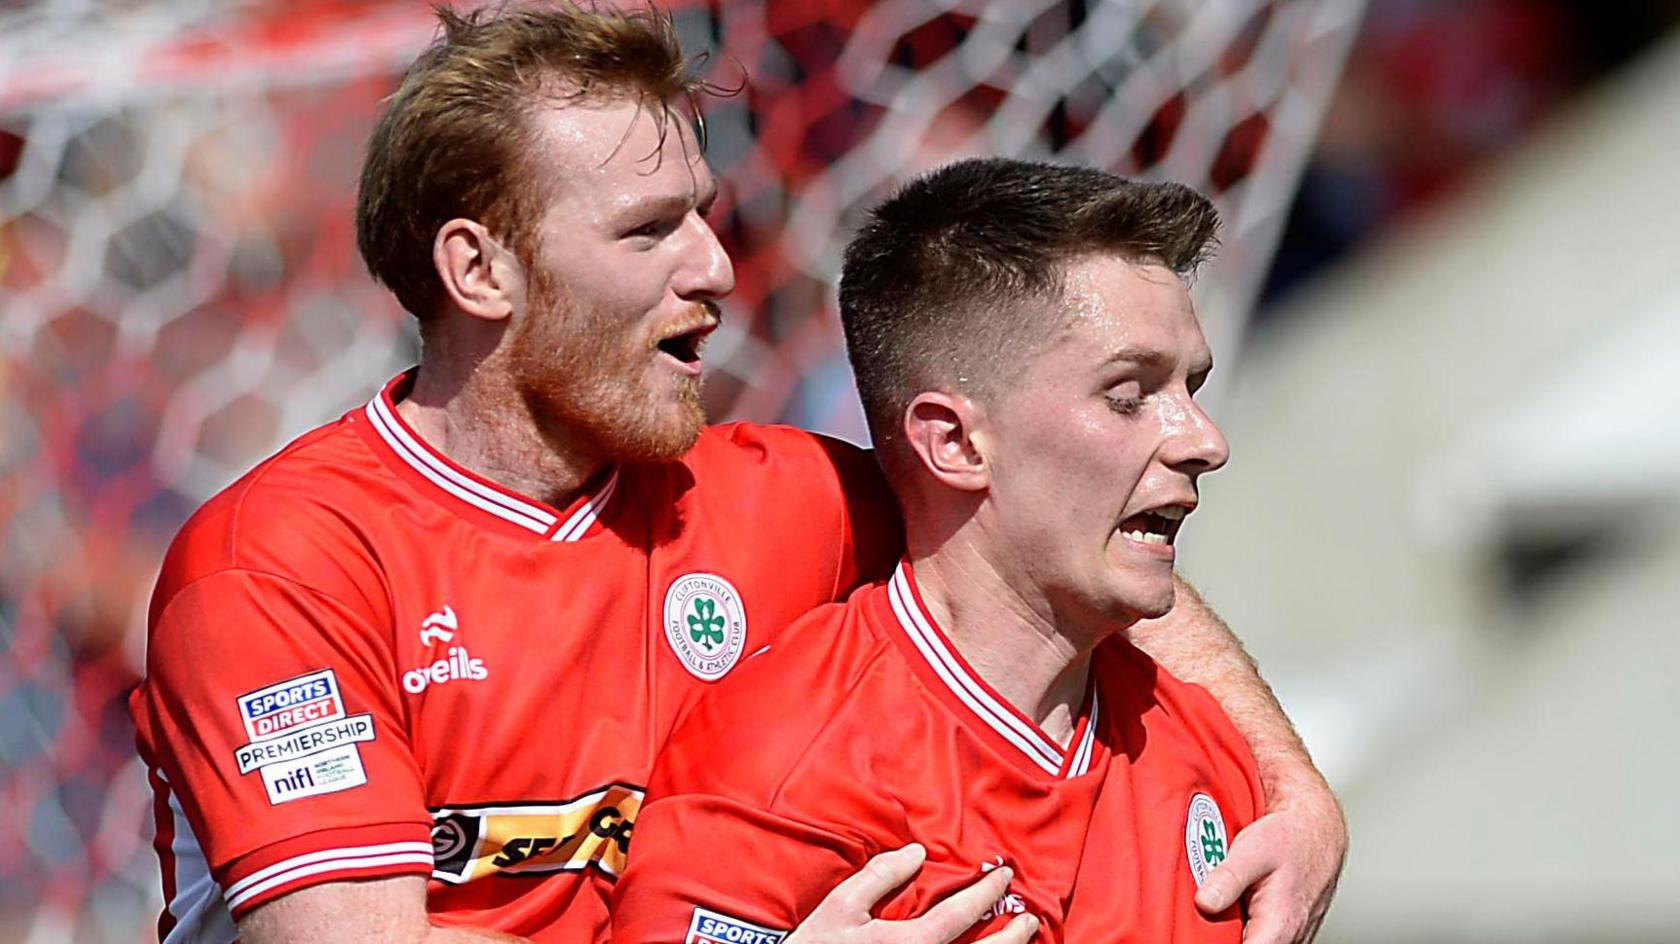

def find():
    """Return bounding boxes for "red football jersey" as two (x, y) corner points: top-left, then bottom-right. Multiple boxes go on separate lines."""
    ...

(128, 371), (898, 943)
(612, 561), (1265, 944)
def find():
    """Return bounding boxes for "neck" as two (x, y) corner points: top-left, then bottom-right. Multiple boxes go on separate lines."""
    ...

(396, 356), (605, 509)
(909, 537), (1099, 749)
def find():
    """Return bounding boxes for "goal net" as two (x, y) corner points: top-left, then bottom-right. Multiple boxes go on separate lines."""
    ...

(0, 1), (1364, 940)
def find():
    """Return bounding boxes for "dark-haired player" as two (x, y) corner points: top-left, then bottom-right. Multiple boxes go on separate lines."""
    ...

(614, 159), (1277, 943)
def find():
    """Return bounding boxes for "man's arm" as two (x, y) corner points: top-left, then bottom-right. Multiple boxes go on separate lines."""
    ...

(1126, 576), (1347, 944)
(136, 566), (440, 930)
(238, 877), (527, 943)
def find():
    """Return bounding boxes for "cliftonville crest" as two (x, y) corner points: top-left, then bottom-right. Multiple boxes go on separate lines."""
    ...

(663, 572), (747, 681)
(1184, 792), (1229, 887)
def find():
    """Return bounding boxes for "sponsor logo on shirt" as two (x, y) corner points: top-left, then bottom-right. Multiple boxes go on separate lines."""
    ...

(233, 669), (374, 805)
(402, 646), (489, 694)
(429, 783), (643, 884)
(419, 604), (458, 645)
(663, 572), (748, 681)
(257, 743), (370, 805)
(685, 907), (787, 944)
(404, 606), (489, 694)
(1184, 792), (1229, 887)
(237, 669), (344, 740)
(234, 714), (376, 774)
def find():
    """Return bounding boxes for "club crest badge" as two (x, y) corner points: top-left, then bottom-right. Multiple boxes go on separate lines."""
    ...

(1185, 792), (1229, 887)
(663, 572), (747, 681)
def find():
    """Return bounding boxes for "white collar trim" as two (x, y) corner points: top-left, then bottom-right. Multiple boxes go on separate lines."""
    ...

(887, 563), (1097, 777)
(365, 391), (616, 542)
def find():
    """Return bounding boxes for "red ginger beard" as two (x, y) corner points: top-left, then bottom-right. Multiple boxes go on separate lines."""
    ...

(505, 258), (709, 465)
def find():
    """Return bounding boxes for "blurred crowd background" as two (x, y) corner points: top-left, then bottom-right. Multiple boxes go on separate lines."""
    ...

(2, 0), (1677, 941)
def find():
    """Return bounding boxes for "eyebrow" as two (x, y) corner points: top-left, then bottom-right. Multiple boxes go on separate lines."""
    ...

(1103, 347), (1214, 376)
(1104, 348), (1167, 367)
(617, 179), (720, 222)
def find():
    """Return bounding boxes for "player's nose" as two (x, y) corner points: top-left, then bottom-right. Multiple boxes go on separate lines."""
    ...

(676, 214), (735, 301)
(1166, 397), (1229, 476)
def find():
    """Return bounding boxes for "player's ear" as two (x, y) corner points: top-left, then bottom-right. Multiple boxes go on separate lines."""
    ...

(433, 218), (523, 323)
(903, 391), (990, 493)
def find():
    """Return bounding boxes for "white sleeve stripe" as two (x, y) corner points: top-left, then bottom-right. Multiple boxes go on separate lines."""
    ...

(223, 840), (435, 900)
(224, 849), (436, 910)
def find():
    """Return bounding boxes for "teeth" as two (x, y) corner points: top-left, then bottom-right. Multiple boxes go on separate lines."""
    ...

(1155, 506), (1187, 521)
(1121, 530), (1168, 545)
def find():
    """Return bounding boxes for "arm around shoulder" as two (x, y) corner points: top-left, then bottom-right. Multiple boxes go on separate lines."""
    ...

(1126, 577), (1324, 801)
(1126, 575), (1346, 944)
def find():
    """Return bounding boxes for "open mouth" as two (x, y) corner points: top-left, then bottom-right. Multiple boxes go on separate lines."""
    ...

(654, 318), (718, 367)
(1117, 505), (1188, 547)
(656, 330), (706, 364)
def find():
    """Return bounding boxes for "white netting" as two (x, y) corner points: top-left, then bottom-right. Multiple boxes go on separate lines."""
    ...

(0, 1), (1363, 939)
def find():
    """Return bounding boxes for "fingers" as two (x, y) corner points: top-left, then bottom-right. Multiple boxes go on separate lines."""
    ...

(815, 844), (928, 918)
(973, 912), (1039, 944)
(1194, 821), (1278, 915)
(1193, 796), (1345, 944)
(899, 865), (1014, 944)
(796, 846), (1039, 944)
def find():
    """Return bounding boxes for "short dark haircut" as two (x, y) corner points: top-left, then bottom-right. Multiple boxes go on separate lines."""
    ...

(838, 157), (1219, 473)
(356, 2), (705, 320)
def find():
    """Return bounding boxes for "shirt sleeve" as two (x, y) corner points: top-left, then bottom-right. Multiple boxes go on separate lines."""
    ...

(611, 792), (872, 944)
(133, 568), (434, 918)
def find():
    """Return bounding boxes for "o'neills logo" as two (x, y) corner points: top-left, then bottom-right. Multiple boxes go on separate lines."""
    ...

(403, 645), (489, 694)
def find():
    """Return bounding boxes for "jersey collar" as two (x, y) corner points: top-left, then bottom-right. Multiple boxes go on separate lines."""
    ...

(361, 371), (619, 542)
(885, 560), (1099, 779)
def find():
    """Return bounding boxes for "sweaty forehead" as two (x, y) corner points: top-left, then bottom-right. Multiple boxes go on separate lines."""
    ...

(1050, 256), (1206, 360)
(529, 97), (711, 203)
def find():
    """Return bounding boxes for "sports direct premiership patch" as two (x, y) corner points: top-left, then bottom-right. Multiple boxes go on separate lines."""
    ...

(1184, 792), (1229, 887)
(663, 573), (747, 681)
(238, 669), (344, 739)
(233, 669), (375, 805)
(685, 907), (787, 944)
